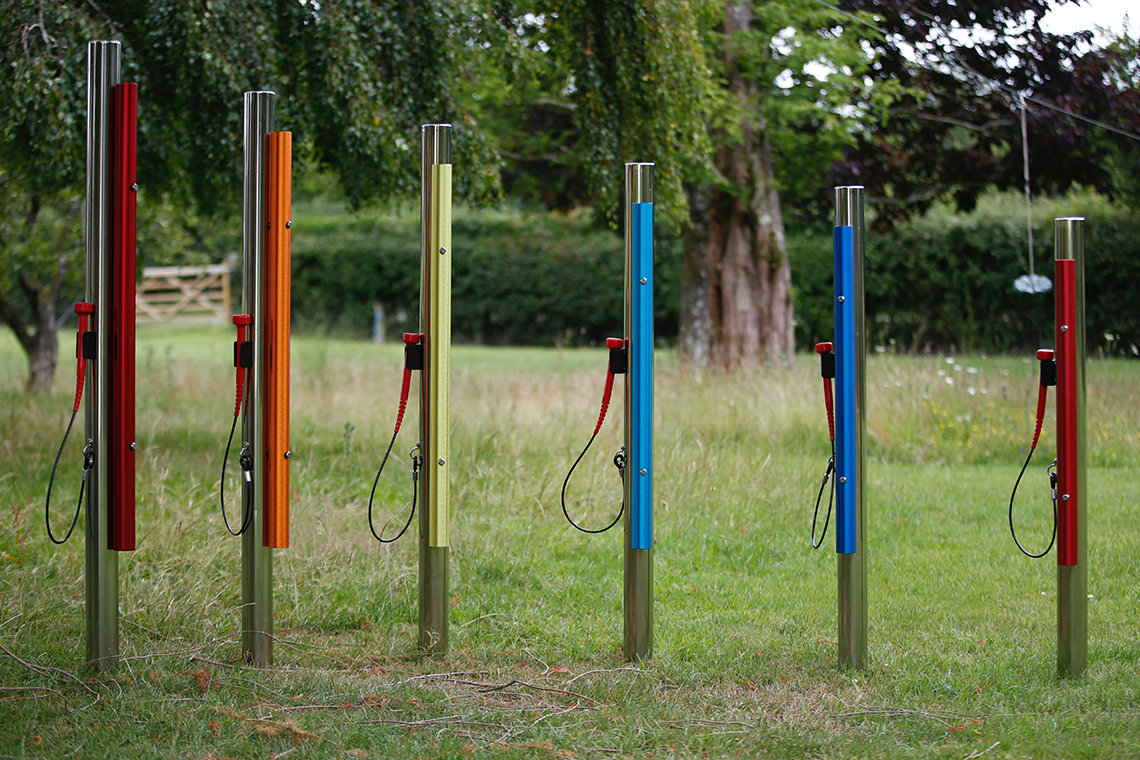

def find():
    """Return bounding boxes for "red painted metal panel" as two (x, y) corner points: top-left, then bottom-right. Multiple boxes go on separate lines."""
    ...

(1055, 258), (1078, 566)
(108, 82), (137, 552)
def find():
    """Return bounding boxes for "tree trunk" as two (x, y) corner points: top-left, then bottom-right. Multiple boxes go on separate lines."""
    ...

(680, 189), (712, 367)
(0, 260), (67, 394)
(687, 2), (795, 370)
(24, 315), (60, 394)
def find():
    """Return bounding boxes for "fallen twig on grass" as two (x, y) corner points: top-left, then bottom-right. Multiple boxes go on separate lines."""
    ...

(394, 670), (491, 687)
(444, 678), (599, 705)
(832, 707), (959, 727)
(0, 643), (99, 697)
(564, 667), (648, 685)
(964, 741), (1000, 759)
(666, 718), (756, 729)
(361, 715), (508, 730)
(120, 647), (210, 663)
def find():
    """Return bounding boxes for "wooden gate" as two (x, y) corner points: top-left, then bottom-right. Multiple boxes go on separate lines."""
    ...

(136, 264), (233, 323)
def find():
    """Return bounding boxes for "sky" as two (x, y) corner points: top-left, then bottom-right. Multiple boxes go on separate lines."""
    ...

(1041, 0), (1136, 43)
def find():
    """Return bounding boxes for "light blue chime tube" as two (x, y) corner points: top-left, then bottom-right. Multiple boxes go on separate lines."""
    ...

(623, 162), (654, 661)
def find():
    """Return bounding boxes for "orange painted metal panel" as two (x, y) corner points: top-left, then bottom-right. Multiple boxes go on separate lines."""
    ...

(262, 131), (292, 549)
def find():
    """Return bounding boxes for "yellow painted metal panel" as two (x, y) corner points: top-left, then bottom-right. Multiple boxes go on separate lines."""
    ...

(427, 164), (451, 547)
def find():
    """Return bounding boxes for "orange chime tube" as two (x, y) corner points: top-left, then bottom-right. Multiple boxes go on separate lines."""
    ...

(262, 131), (292, 549)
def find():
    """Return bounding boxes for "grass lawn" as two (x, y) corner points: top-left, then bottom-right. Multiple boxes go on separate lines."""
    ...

(0, 325), (1137, 758)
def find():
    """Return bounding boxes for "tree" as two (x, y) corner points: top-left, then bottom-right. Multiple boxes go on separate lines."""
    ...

(497, 1), (877, 368)
(0, 0), (500, 392)
(692, 0), (883, 368)
(831, 0), (1140, 228)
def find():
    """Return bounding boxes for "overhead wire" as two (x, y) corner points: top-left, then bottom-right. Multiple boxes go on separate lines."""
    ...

(805, 0), (1140, 143)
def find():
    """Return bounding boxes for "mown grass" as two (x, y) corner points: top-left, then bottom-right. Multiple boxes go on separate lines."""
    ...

(0, 326), (1138, 759)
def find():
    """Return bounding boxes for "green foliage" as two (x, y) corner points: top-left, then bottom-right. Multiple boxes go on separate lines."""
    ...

(792, 189), (1140, 356)
(290, 207), (680, 344)
(707, 0), (892, 208)
(545, 0), (714, 225)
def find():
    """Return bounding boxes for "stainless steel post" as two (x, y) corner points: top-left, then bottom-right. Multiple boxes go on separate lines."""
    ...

(623, 162), (654, 661)
(835, 186), (867, 670)
(418, 124), (452, 654)
(241, 91), (275, 666)
(85, 40), (120, 671)
(1055, 217), (1087, 678)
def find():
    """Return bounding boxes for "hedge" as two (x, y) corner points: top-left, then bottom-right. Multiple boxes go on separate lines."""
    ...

(791, 191), (1140, 356)
(290, 208), (680, 346)
(291, 191), (1139, 356)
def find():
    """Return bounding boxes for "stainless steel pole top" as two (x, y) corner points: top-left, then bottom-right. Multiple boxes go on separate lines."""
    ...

(1055, 218), (1085, 260)
(834, 186), (864, 228)
(422, 124), (453, 165)
(625, 163), (655, 204)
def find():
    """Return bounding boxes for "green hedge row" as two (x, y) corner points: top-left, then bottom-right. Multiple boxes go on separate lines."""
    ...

(791, 192), (1140, 356)
(292, 192), (1139, 356)
(290, 209), (681, 345)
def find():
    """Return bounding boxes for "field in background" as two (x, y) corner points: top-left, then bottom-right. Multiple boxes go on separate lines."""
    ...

(0, 327), (1138, 758)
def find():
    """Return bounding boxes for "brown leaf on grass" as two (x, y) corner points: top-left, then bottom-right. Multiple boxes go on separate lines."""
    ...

(548, 666), (572, 675)
(345, 751), (367, 758)
(450, 595), (460, 607)
(192, 669), (212, 694)
(209, 721), (220, 737)
(248, 717), (320, 746)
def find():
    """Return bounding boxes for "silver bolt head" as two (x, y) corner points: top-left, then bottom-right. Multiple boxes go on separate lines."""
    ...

(439, 247), (447, 254)
(1061, 325), (1069, 332)
(1062, 494), (1070, 501)
(438, 458), (446, 466)
(839, 476), (847, 484)
(640, 277), (647, 284)
(639, 468), (648, 476)
(838, 296), (845, 303)
(130, 182), (138, 192)
(129, 442), (137, 451)
(284, 450), (292, 459)
(285, 220), (292, 229)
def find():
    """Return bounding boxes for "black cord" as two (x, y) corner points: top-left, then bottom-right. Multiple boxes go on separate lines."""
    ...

(367, 430), (419, 543)
(561, 435), (625, 534)
(219, 412), (254, 536)
(46, 409), (89, 545)
(811, 448), (836, 549)
(1009, 448), (1057, 558)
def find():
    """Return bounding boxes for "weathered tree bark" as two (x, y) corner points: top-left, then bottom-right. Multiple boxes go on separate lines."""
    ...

(0, 262), (66, 394)
(680, 187), (712, 366)
(683, 1), (795, 370)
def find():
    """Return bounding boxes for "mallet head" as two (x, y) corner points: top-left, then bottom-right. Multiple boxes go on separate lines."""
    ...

(815, 342), (834, 354)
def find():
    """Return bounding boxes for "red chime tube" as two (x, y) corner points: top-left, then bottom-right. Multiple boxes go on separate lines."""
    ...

(108, 82), (137, 553)
(1055, 258), (1078, 567)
